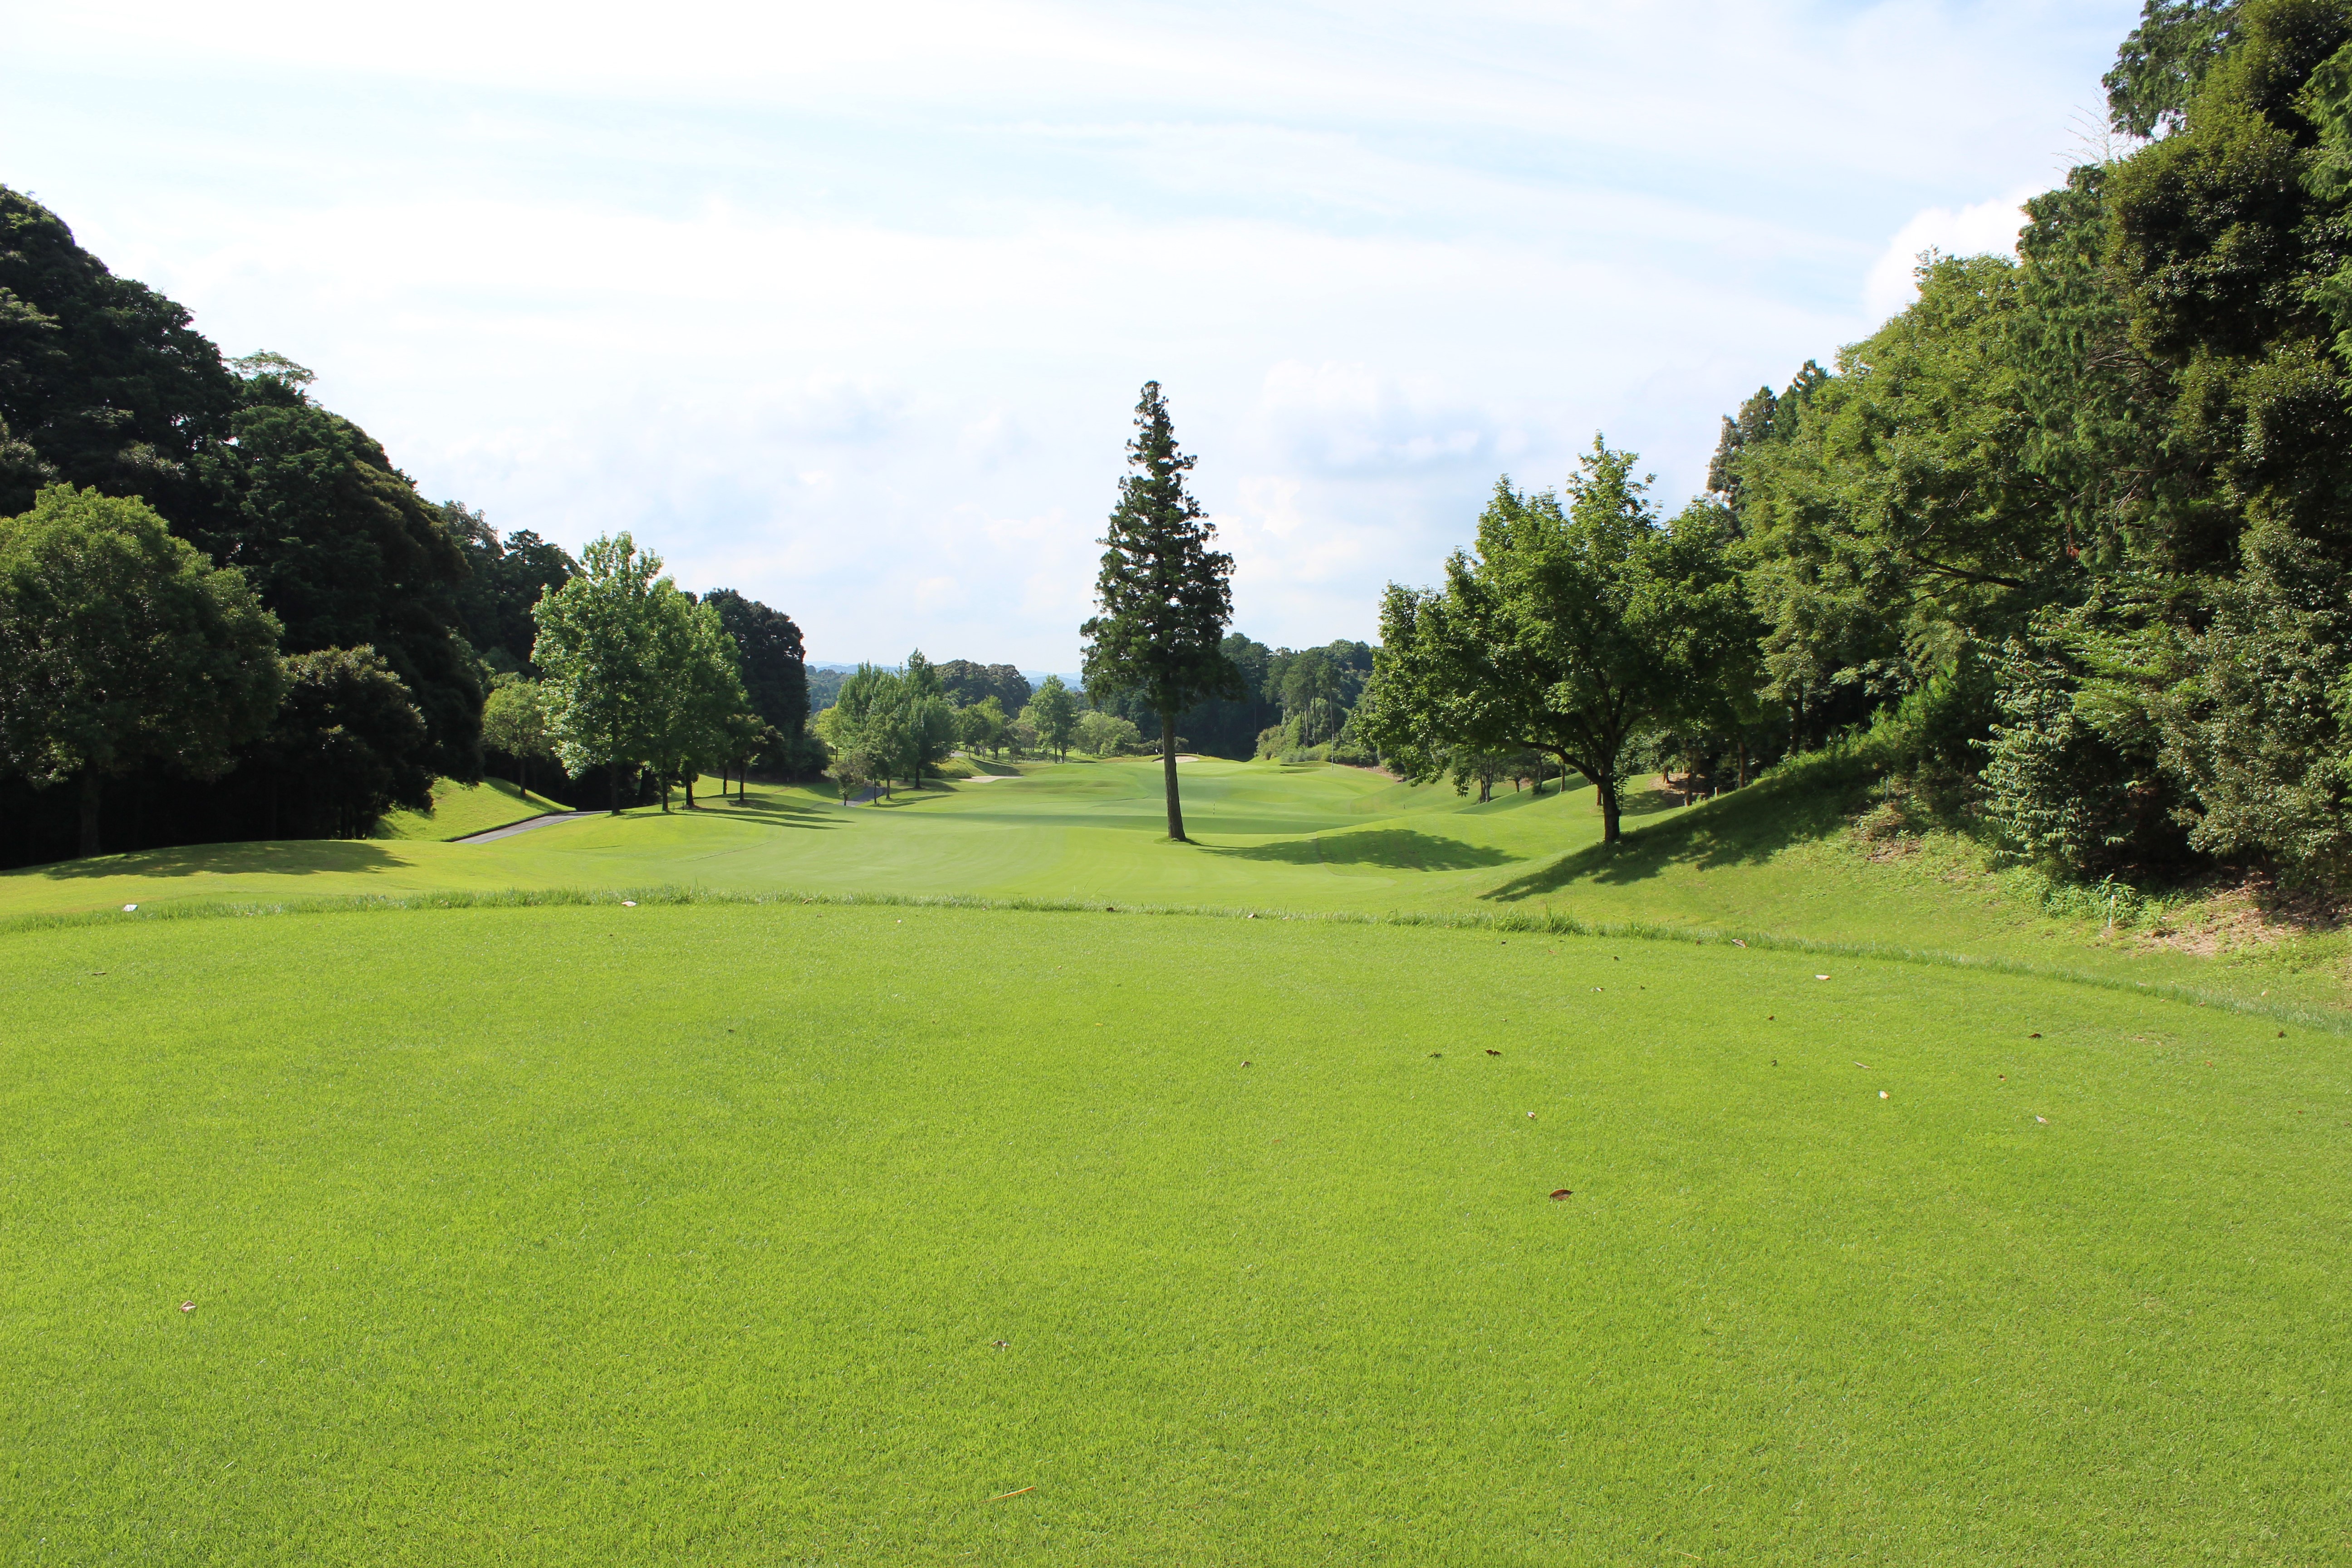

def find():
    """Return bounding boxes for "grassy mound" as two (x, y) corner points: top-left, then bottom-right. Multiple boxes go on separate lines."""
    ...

(373, 777), (568, 841)
(3, 902), (2339, 1562)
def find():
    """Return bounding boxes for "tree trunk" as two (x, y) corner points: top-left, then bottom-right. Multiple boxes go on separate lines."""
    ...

(1162, 711), (1186, 840)
(1737, 740), (1748, 789)
(685, 771), (696, 809)
(78, 769), (103, 858)
(1596, 767), (1622, 844)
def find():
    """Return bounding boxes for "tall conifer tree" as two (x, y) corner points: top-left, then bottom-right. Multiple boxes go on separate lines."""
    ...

(1081, 382), (1241, 840)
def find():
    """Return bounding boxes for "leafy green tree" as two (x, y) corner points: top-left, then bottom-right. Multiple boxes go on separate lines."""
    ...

(903, 648), (942, 703)
(1077, 710), (1142, 756)
(835, 738), (884, 801)
(1359, 442), (1762, 845)
(1026, 675), (1078, 761)
(1445, 748), (1514, 803)
(255, 646), (431, 839)
(2106, 0), (2245, 137)
(446, 504), (578, 673)
(956, 695), (1009, 757)
(480, 675), (553, 794)
(0, 188), (239, 524)
(533, 533), (669, 813)
(719, 710), (775, 800)
(897, 651), (956, 786)
(861, 706), (915, 797)
(645, 595), (747, 810)
(824, 664), (910, 789)
(936, 660), (1031, 718)
(1080, 382), (1243, 839)
(704, 588), (809, 762)
(2154, 525), (2352, 874)
(0, 485), (283, 856)
(202, 366), (483, 779)
(909, 696), (957, 785)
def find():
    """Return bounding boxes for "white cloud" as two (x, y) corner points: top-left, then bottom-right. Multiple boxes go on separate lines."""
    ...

(3, 1), (2138, 664)
(1864, 185), (2045, 320)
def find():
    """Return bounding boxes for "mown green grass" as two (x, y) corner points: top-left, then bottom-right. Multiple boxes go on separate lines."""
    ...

(7, 756), (2343, 1010)
(373, 777), (568, 841)
(4, 901), (2343, 1563)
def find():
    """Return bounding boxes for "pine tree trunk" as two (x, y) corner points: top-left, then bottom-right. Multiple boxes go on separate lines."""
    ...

(1162, 711), (1185, 840)
(78, 769), (102, 859)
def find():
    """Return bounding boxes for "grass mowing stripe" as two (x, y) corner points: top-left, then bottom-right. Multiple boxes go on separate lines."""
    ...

(8, 882), (2346, 1037)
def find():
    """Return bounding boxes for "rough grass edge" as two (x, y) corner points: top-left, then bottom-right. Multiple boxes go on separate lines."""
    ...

(5, 882), (2341, 1036)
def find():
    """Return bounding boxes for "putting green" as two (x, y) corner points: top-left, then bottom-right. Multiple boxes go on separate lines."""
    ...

(3, 902), (2341, 1563)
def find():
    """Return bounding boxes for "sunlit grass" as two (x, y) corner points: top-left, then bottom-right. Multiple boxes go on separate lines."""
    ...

(4, 900), (2343, 1563)
(373, 776), (568, 841)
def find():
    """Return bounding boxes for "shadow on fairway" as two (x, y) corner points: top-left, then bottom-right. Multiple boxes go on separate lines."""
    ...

(675, 795), (841, 829)
(35, 840), (408, 880)
(1206, 827), (1517, 872)
(1482, 755), (1874, 902)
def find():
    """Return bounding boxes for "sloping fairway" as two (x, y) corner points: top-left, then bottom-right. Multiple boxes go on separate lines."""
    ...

(5, 901), (2344, 1563)
(7, 757), (2343, 1008)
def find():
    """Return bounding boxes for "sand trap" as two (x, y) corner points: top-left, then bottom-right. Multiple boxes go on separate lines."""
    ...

(959, 773), (1022, 783)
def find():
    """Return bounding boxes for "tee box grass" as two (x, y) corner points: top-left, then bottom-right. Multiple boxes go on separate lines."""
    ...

(3, 899), (2344, 1563)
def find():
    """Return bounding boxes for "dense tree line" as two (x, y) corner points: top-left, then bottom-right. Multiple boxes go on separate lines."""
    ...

(1083, 634), (1377, 762)
(0, 188), (818, 865)
(1369, 0), (2352, 884)
(1710, 0), (2352, 882)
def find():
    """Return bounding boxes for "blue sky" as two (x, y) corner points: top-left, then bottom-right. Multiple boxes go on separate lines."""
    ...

(4, 0), (2137, 667)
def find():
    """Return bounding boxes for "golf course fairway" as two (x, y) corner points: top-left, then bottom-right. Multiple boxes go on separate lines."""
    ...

(5, 756), (2341, 1011)
(5, 897), (2344, 1563)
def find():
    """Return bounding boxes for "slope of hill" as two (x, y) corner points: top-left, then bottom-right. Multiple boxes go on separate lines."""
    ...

(4, 756), (2343, 1015)
(373, 778), (569, 842)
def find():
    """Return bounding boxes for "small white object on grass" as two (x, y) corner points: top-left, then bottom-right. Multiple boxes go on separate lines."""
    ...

(123, 904), (137, 912)
(1815, 974), (1829, 980)
(1879, 1090), (1889, 1099)
(620, 900), (637, 907)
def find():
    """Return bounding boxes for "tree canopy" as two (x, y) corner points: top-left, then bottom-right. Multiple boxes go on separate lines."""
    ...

(1359, 442), (1760, 844)
(533, 534), (674, 813)
(0, 485), (283, 855)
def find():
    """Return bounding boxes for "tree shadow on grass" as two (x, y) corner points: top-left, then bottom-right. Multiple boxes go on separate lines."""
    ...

(34, 839), (408, 880)
(1204, 827), (1518, 872)
(679, 794), (841, 829)
(1481, 753), (1877, 903)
